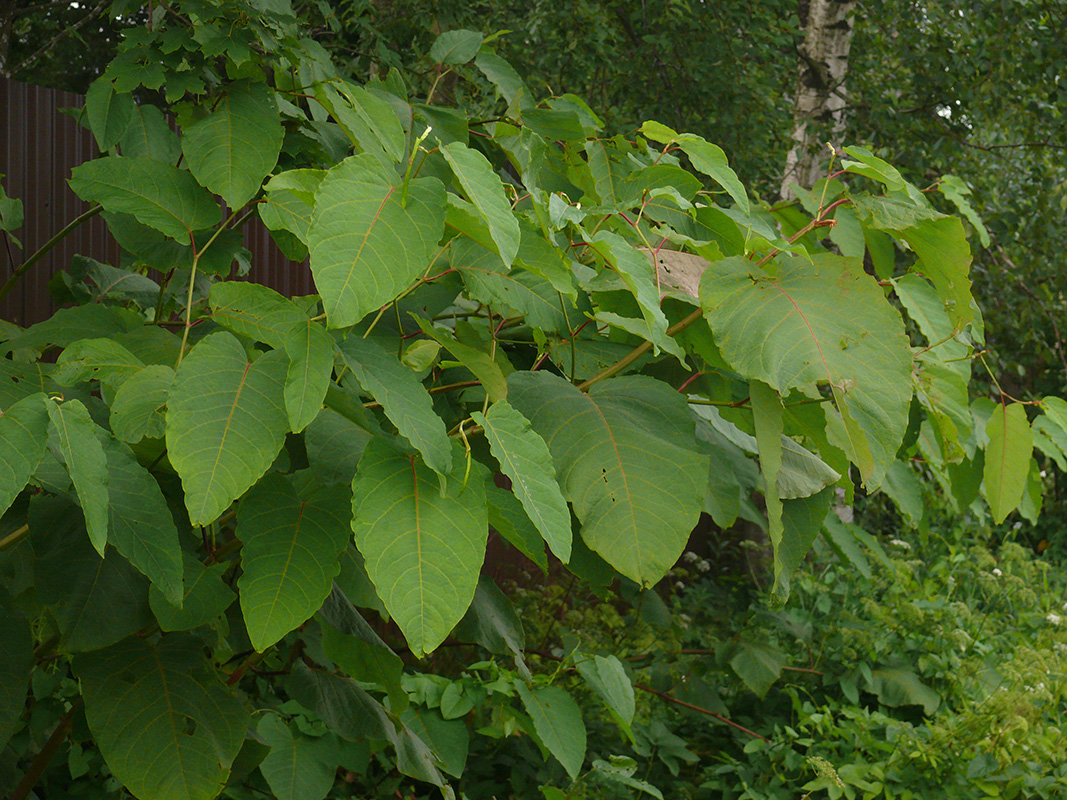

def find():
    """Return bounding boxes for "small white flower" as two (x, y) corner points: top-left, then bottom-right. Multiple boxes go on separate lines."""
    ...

(674, 581), (685, 592)
(682, 551), (699, 564)
(1013, 521), (1023, 530)
(1061, 599), (1067, 611)
(697, 560), (711, 572)
(992, 568), (1002, 577)
(1047, 613), (1062, 626)
(889, 538), (912, 549)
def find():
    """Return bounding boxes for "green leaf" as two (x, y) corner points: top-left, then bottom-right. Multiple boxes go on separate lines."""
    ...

(674, 134), (750, 214)
(430, 30), (484, 64)
(286, 661), (396, 744)
(751, 381), (784, 588)
(182, 81), (283, 209)
(508, 372), (707, 587)
(259, 169), (325, 245)
(68, 156), (219, 245)
(305, 407), (373, 484)
(883, 460), (925, 527)
(33, 496), (152, 651)
(149, 552), (235, 632)
(85, 77), (134, 151)
(338, 335), (452, 476)
(586, 231), (685, 360)
(0, 393), (49, 519)
(351, 439), (487, 656)
(47, 398), (109, 555)
(841, 146), (907, 192)
(472, 400), (571, 562)
(315, 81), (406, 163)
(938, 175), (990, 248)
(110, 364), (174, 443)
(257, 713), (336, 800)
(283, 319), (334, 433)
(53, 337), (145, 390)
(319, 585), (406, 711)
(867, 665), (940, 714)
(401, 706), (469, 779)
(119, 102), (181, 163)
(575, 654), (635, 726)
(238, 475), (351, 651)
(453, 238), (572, 332)
(166, 332), (289, 526)
(700, 254), (912, 487)
(0, 591), (31, 750)
(475, 51), (529, 105)
(77, 635), (250, 800)
(209, 280), (308, 349)
(99, 433), (183, 605)
(416, 319), (508, 403)
(441, 141), (519, 266)
(729, 639), (785, 698)
(515, 683), (586, 779)
(776, 487), (834, 601)
(983, 402), (1032, 524)
(453, 575), (526, 657)
(309, 154), (446, 328)
(486, 484), (549, 573)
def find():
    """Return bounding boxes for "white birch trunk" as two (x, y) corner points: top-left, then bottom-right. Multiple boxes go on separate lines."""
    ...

(780, 0), (858, 200)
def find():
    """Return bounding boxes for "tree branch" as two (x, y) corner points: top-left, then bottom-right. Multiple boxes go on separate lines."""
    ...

(9, 0), (109, 77)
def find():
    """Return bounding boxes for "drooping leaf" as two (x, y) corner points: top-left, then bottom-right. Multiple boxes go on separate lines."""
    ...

(475, 51), (529, 105)
(586, 231), (685, 360)
(729, 639), (786, 698)
(238, 475), (351, 651)
(109, 364), (174, 443)
(33, 496), (152, 652)
(575, 654), (635, 726)
(453, 575), (526, 658)
(338, 335), (452, 476)
(257, 713), (336, 800)
(0, 392), (49, 518)
(508, 372), (707, 587)
(52, 337), (145, 390)
(78, 635), (250, 800)
(402, 705), (469, 779)
(983, 402), (1032, 524)
(700, 254), (912, 487)
(351, 439), (487, 656)
(182, 81), (283, 209)
(309, 154), (446, 328)
(166, 332), (289, 526)
(85, 77), (134, 151)
(486, 484), (549, 573)
(283, 319), (334, 433)
(305, 407), (374, 484)
(47, 398), (109, 555)
(0, 591), (31, 750)
(472, 400), (571, 562)
(441, 141), (519, 266)
(775, 487), (835, 601)
(416, 319), (507, 403)
(98, 433), (183, 605)
(68, 156), (219, 245)
(286, 661), (396, 744)
(515, 683), (586, 779)
(867, 665), (941, 715)
(315, 81), (406, 163)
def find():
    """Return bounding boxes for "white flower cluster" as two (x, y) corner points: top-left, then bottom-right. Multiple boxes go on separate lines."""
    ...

(889, 539), (912, 549)
(1047, 613), (1062, 626)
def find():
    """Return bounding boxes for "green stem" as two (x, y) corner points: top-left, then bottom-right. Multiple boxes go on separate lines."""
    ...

(0, 205), (102, 303)
(0, 523), (29, 551)
(176, 211), (240, 365)
(578, 307), (703, 391)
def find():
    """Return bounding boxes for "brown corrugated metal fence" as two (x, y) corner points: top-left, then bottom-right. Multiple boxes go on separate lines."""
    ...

(0, 76), (314, 327)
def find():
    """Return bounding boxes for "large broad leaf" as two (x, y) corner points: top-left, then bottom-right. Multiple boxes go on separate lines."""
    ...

(575, 654), (635, 727)
(430, 29), (484, 64)
(867, 665), (940, 715)
(515, 683), (586, 780)
(309, 154), (446, 328)
(33, 496), (152, 652)
(166, 332), (289, 526)
(259, 169), (325, 245)
(53, 337), (145, 390)
(99, 433), (183, 605)
(68, 156), (219, 245)
(257, 713), (336, 800)
(182, 81), (283, 209)
(639, 122), (749, 213)
(351, 439), (487, 656)
(283, 319), (334, 433)
(508, 372), (707, 587)
(700, 254), (912, 487)
(441, 141), (519, 266)
(209, 281), (308, 350)
(983, 402), (1032, 524)
(729, 639), (786, 698)
(0, 392), (49, 518)
(315, 81), (406, 164)
(47, 398), (109, 555)
(472, 400), (571, 562)
(286, 661), (396, 745)
(85, 77), (134, 151)
(401, 706), (469, 779)
(338, 335), (452, 476)
(0, 591), (31, 750)
(119, 102), (181, 162)
(149, 553), (235, 632)
(238, 475), (351, 651)
(77, 635), (250, 800)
